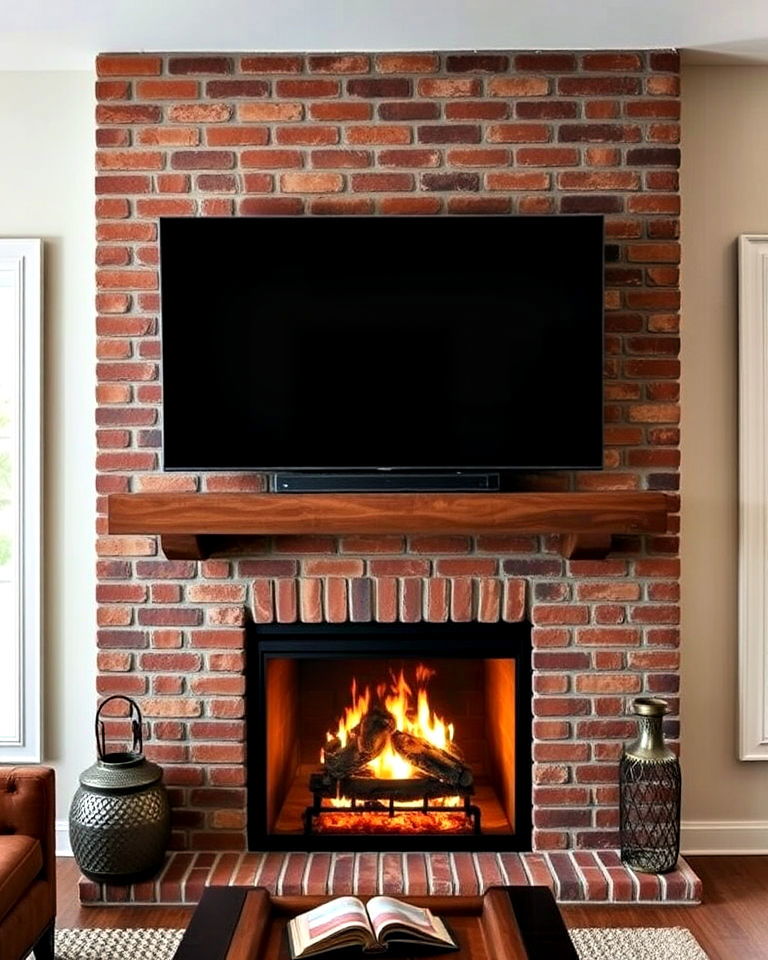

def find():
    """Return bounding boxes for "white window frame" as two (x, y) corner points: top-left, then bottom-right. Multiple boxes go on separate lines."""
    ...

(0, 239), (42, 762)
(738, 235), (768, 758)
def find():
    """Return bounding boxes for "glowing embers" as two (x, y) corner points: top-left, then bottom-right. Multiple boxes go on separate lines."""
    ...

(312, 809), (475, 835)
(305, 665), (479, 835)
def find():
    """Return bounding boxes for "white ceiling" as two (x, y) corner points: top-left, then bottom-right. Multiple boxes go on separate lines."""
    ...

(3, 0), (768, 70)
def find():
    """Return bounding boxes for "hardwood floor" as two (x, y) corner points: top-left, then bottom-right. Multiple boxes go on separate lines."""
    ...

(56, 855), (768, 960)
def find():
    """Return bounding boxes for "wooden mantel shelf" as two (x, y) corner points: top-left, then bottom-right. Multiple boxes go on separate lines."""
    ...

(107, 491), (670, 561)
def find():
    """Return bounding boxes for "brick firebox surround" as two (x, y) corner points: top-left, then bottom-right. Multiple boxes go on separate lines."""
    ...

(92, 49), (685, 903)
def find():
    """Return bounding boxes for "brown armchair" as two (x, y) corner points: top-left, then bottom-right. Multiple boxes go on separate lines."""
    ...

(0, 766), (56, 960)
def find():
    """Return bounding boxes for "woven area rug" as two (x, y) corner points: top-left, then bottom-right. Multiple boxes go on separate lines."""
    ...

(53, 925), (710, 959)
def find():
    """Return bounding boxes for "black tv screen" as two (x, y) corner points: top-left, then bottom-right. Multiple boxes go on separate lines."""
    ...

(159, 215), (604, 473)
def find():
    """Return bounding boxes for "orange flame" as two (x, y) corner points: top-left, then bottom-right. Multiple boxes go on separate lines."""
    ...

(324, 665), (456, 780)
(321, 665), (464, 823)
(326, 677), (371, 751)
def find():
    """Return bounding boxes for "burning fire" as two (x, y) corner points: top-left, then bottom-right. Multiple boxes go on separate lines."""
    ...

(322, 664), (456, 780)
(319, 664), (465, 824)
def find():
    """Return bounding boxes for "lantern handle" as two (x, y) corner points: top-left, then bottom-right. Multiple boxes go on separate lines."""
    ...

(95, 695), (144, 761)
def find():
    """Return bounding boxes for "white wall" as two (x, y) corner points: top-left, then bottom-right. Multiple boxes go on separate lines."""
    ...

(0, 72), (94, 852)
(680, 64), (768, 852)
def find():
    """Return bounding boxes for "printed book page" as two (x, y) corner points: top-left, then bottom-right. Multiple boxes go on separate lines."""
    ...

(288, 896), (376, 957)
(366, 895), (456, 947)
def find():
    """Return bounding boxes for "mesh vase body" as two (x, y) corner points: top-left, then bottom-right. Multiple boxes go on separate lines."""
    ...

(619, 698), (681, 874)
(70, 781), (170, 882)
(69, 755), (171, 883)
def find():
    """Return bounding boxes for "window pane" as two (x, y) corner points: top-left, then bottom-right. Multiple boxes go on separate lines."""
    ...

(0, 273), (19, 744)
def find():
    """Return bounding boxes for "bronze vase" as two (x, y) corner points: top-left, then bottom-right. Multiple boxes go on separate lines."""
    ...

(619, 697), (681, 874)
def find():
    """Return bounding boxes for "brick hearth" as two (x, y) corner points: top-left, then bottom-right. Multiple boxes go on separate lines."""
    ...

(79, 851), (701, 905)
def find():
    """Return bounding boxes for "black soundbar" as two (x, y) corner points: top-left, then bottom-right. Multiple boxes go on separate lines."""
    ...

(272, 472), (501, 493)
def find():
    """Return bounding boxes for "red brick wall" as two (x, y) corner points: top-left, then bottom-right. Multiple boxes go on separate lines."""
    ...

(94, 50), (681, 853)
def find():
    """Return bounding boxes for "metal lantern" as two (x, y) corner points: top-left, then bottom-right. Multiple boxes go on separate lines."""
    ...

(620, 697), (681, 874)
(69, 696), (171, 883)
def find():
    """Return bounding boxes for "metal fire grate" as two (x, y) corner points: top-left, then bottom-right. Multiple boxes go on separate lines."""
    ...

(305, 772), (481, 835)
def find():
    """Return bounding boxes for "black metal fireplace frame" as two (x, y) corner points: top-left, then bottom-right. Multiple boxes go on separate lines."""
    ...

(246, 619), (532, 852)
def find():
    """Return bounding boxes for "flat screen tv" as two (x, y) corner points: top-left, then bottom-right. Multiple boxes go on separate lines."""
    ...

(159, 215), (604, 476)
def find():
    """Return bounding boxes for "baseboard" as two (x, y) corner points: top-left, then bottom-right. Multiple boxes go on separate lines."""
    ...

(681, 819), (768, 854)
(56, 819), (72, 857)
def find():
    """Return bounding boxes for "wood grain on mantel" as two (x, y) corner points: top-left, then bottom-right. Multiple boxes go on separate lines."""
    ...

(107, 492), (670, 560)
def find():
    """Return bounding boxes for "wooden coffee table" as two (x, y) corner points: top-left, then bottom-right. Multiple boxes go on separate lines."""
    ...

(172, 885), (578, 959)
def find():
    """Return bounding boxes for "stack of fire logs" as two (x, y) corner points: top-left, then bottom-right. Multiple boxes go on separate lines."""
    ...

(322, 704), (472, 790)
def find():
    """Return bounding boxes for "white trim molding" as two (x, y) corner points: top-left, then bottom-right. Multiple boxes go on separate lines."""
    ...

(738, 235), (768, 759)
(682, 820), (768, 855)
(0, 239), (43, 762)
(55, 819), (73, 858)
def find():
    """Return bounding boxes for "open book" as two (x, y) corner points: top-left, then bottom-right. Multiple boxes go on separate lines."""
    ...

(287, 894), (459, 958)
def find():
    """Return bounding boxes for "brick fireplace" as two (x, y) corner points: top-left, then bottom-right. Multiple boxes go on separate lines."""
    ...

(249, 607), (533, 851)
(92, 48), (687, 903)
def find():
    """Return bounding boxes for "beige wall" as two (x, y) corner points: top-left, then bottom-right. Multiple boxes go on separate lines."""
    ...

(681, 64), (768, 850)
(0, 72), (94, 850)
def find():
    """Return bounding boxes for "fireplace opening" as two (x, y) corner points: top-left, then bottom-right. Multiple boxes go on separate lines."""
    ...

(247, 621), (532, 852)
